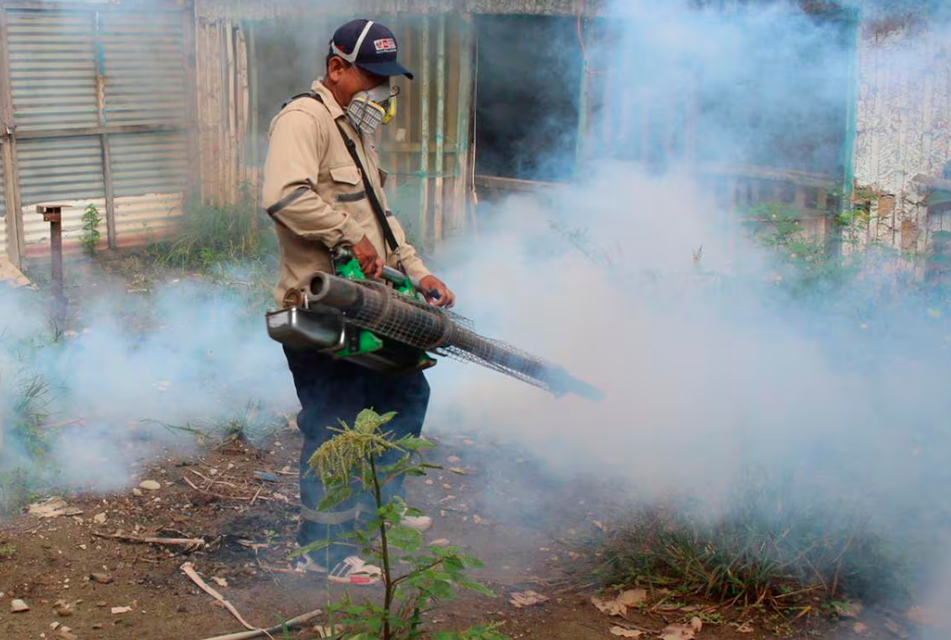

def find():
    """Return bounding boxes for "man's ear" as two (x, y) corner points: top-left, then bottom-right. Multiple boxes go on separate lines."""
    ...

(327, 56), (348, 81)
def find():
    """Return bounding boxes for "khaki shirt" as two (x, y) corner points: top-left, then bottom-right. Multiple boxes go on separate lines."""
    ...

(261, 80), (431, 306)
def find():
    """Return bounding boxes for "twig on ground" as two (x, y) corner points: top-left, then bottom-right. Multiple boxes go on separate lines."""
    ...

(195, 608), (323, 640)
(189, 469), (241, 489)
(93, 532), (207, 552)
(182, 475), (266, 502)
(181, 562), (258, 632)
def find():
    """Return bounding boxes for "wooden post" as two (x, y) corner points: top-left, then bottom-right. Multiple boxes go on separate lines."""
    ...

(453, 14), (475, 237)
(418, 16), (431, 247)
(183, 2), (201, 207)
(433, 14), (446, 244)
(94, 12), (117, 249)
(0, 5), (23, 267)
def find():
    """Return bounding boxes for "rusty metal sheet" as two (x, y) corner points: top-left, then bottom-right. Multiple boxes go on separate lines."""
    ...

(0, 144), (6, 260)
(99, 10), (189, 127)
(17, 136), (105, 252)
(108, 131), (188, 244)
(7, 9), (99, 132)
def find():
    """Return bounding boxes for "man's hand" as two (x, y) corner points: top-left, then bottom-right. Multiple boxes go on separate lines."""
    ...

(419, 275), (456, 309)
(352, 236), (384, 278)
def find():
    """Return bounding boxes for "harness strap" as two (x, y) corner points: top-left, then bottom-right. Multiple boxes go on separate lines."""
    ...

(283, 90), (402, 261)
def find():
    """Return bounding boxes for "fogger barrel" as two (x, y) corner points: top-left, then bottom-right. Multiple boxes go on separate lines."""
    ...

(307, 272), (603, 402)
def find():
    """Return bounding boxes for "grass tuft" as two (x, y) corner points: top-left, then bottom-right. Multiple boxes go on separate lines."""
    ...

(147, 182), (276, 271)
(142, 399), (285, 450)
(576, 485), (913, 617)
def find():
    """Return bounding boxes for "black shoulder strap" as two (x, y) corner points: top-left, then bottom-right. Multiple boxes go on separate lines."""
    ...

(286, 90), (401, 255)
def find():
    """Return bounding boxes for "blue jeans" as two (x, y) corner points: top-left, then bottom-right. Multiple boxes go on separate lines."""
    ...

(282, 346), (431, 560)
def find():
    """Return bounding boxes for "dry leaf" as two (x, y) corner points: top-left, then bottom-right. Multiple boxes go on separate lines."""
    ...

(836, 601), (864, 618)
(884, 620), (909, 639)
(691, 617), (703, 632)
(616, 589), (647, 607)
(509, 591), (549, 608)
(609, 626), (643, 638)
(659, 622), (698, 640)
(111, 606), (132, 614)
(853, 622), (869, 635)
(736, 622), (754, 633)
(591, 595), (627, 617)
(28, 498), (83, 519)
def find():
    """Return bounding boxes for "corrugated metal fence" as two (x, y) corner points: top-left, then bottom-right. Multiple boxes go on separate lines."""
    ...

(0, 0), (196, 263)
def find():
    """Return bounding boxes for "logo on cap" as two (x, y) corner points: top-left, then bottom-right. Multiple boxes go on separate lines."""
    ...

(373, 38), (397, 53)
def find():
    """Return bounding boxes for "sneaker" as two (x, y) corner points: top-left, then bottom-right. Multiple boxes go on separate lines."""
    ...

(294, 551), (382, 587)
(293, 551), (330, 574)
(328, 556), (383, 586)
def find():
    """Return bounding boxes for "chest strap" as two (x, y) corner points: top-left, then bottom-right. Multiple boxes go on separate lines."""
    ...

(283, 91), (401, 257)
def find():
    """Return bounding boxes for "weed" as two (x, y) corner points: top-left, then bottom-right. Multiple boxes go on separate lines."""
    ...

(143, 399), (284, 449)
(147, 182), (276, 272)
(80, 203), (103, 256)
(295, 408), (509, 640)
(579, 483), (912, 617)
(10, 373), (53, 458)
(0, 544), (15, 559)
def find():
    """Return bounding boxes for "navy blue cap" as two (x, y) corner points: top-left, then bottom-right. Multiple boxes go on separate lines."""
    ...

(330, 19), (414, 80)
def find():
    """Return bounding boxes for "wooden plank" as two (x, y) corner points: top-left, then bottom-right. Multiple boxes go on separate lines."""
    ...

(474, 175), (564, 192)
(182, 2), (201, 204)
(2, 0), (192, 11)
(15, 124), (185, 140)
(0, 255), (31, 288)
(697, 161), (836, 189)
(100, 134), (116, 248)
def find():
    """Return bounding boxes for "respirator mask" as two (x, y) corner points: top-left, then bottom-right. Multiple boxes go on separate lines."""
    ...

(329, 19), (400, 137)
(346, 82), (399, 137)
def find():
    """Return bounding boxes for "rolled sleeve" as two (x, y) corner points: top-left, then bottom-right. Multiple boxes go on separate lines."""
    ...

(261, 110), (365, 248)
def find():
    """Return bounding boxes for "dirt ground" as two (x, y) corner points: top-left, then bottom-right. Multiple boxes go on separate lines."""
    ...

(0, 256), (932, 640)
(0, 422), (921, 640)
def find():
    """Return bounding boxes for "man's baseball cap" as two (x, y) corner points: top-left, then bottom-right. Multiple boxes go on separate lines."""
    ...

(330, 19), (414, 80)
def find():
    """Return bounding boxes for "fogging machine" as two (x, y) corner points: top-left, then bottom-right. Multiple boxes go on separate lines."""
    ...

(265, 247), (603, 402)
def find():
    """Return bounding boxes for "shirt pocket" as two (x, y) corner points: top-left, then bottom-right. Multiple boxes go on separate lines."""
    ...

(329, 165), (368, 206)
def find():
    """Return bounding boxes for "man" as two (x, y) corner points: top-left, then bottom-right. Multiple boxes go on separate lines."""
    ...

(261, 18), (455, 585)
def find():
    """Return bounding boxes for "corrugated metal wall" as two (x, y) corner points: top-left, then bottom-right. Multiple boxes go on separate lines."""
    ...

(853, 20), (951, 253)
(7, 10), (99, 130)
(0, 144), (6, 258)
(0, 1), (193, 263)
(110, 132), (188, 245)
(99, 9), (190, 246)
(19, 137), (105, 254)
(6, 9), (105, 257)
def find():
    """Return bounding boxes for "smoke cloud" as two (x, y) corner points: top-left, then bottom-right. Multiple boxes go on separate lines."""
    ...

(2, 0), (951, 631)
(423, 0), (951, 623)
(0, 273), (296, 497)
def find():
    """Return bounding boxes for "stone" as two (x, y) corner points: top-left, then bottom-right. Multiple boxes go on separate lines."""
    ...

(11, 598), (30, 612)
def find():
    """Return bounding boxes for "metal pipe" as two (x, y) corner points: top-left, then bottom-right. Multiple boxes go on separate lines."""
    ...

(419, 16), (431, 246)
(38, 204), (67, 327)
(304, 272), (604, 401)
(433, 14), (446, 242)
